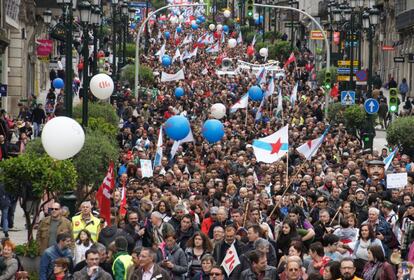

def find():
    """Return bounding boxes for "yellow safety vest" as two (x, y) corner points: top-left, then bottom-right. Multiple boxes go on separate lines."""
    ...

(72, 214), (101, 242)
(112, 254), (133, 280)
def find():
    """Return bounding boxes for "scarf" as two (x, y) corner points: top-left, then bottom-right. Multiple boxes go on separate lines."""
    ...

(363, 261), (382, 280)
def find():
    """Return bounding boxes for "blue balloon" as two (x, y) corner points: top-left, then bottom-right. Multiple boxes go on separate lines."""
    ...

(175, 87), (185, 98)
(255, 18), (260, 25)
(196, 19), (201, 25)
(191, 23), (198, 30)
(202, 119), (225, 143)
(200, 16), (206, 22)
(259, 15), (264, 23)
(53, 78), (64, 89)
(164, 116), (190, 141)
(164, 31), (170, 39)
(130, 23), (136, 29)
(197, 15), (204, 21)
(162, 55), (171, 67)
(176, 26), (182, 33)
(223, 25), (229, 33)
(248, 86), (264, 101)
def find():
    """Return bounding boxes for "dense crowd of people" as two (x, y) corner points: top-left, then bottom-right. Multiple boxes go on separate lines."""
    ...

(1, 7), (414, 280)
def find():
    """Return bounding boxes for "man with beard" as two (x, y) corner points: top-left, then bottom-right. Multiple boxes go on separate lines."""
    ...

(240, 250), (278, 280)
(338, 258), (361, 280)
(169, 204), (187, 231)
(122, 211), (145, 250)
(175, 214), (198, 250)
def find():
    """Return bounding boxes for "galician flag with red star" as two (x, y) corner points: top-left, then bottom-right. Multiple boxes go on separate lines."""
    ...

(296, 125), (330, 160)
(252, 125), (289, 163)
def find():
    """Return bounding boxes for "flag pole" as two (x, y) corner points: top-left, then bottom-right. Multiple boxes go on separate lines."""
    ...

(245, 101), (249, 128)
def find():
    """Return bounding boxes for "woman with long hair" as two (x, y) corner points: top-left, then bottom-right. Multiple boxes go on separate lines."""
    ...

(276, 219), (299, 261)
(155, 200), (172, 222)
(185, 231), (213, 279)
(322, 261), (341, 280)
(74, 229), (94, 265)
(352, 224), (384, 277)
(362, 245), (395, 280)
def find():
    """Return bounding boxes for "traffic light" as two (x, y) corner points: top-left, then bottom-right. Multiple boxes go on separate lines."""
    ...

(362, 132), (374, 150)
(246, 0), (254, 17)
(324, 70), (332, 90)
(389, 88), (398, 113)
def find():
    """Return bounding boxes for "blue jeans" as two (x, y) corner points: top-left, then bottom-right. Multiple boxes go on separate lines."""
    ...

(1, 207), (8, 234)
(33, 122), (41, 137)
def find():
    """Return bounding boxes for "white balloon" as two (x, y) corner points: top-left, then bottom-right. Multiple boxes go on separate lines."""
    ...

(211, 103), (226, 119)
(228, 38), (237, 48)
(41, 117), (85, 160)
(191, 20), (196, 25)
(90, 73), (114, 100)
(209, 23), (216, 31)
(178, 15), (184, 22)
(223, 10), (231, 18)
(216, 24), (223, 31)
(253, 13), (259, 20)
(259, 48), (268, 57)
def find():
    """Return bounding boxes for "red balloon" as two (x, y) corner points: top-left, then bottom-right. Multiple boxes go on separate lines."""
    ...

(97, 50), (105, 58)
(247, 46), (255, 56)
(213, 31), (221, 39)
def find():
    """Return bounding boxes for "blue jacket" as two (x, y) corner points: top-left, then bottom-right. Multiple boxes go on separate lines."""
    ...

(399, 82), (409, 94)
(39, 244), (72, 280)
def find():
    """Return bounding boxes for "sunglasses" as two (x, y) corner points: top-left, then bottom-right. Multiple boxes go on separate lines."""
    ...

(211, 273), (222, 276)
(51, 208), (60, 211)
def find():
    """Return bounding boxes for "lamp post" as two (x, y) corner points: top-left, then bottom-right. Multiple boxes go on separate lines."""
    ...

(56, 0), (74, 117)
(90, 2), (101, 75)
(363, 7), (379, 96)
(121, 1), (129, 68)
(112, 0), (119, 83)
(288, 0), (298, 50)
(78, 0), (91, 127)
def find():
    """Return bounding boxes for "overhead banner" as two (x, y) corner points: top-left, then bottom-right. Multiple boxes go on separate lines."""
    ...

(36, 39), (53, 57)
(161, 68), (185, 82)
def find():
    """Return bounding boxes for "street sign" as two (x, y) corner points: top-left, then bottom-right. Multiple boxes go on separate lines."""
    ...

(338, 60), (359, 67)
(382, 45), (395, 51)
(337, 75), (351, 82)
(310, 30), (324, 40)
(355, 70), (368, 82)
(341, 91), (355, 105)
(284, 22), (300, 28)
(0, 84), (7, 97)
(394, 57), (405, 63)
(364, 98), (379, 114)
(408, 54), (414, 63)
(345, 41), (359, 47)
(337, 68), (358, 74)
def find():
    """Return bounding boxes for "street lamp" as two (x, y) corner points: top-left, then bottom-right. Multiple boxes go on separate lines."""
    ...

(363, 7), (379, 96)
(121, 2), (129, 68)
(78, 0), (91, 127)
(112, 0), (119, 83)
(91, 6), (101, 75)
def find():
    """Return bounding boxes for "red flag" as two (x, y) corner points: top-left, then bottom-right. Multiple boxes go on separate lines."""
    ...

(119, 185), (127, 217)
(215, 53), (224, 66)
(284, 52), (296, 68)
(96, 161), (115, 226)
(330, 83), (339, 98)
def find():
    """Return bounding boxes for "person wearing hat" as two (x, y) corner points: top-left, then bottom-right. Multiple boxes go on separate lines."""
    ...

(201, 206), (219, 236)
(352, 188), (368, 226)
(366, 160), (386, 186)
(112, 236), (133, 280)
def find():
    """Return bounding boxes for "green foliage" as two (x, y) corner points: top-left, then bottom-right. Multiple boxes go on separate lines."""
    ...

(386, 116), (414, 157)
(87, 117), (118, 137)
(245, 31), (256, 45)
(344, 105), (366, 136)
(327, 102), (345, 125)
(25, 132), (118, 189)
(125, 43), (136, 59)
(72, 131), (119, 188)
(254, 40), (291, 61)
(240, 26), (255, 35)
(151, 0), (167, 10)
(0, 153), (77, 198)
(98, 25), (111, 39)
(263, 31), (281, 42)
(15, 240), (40, 258)
(121, 64), (154, 88)
(73, 102), (119, 127)
(317, 67), (338, 85)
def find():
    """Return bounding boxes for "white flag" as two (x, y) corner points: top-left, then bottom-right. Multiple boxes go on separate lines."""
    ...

(161, 68), (185, 82)
(170, 129), (195, 159)
(221, 243), (241, 276)
(290, 83), (298, 106)
(252, 125), (289, 164)
(182, 34), (193, 45)
(251, 34), (256, 46)
(264, 77), (275, 98)
(230, 94), (248, 113)
(296, 126), (330, 160)
(237, 31), (243, 44)
(276, 87), (283, 117)
(172, 48), (181, 63)
(155, 43), (166, 62)
(189, 47), (198, 58)
(206, 42), (219, 53)
(153, 128), (163, 167)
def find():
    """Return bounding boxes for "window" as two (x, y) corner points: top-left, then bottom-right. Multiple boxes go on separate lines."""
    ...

(5, 0), (21, 23)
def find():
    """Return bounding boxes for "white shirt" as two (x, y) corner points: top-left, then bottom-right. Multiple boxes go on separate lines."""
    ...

(142, 265), (155, 280)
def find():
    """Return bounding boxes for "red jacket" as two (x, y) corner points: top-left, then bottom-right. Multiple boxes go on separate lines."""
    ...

(201, 217), (214, 235)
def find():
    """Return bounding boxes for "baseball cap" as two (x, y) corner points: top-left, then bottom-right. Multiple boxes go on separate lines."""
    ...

(210, 207), (219, 214)
(356, 188), (366, 194)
